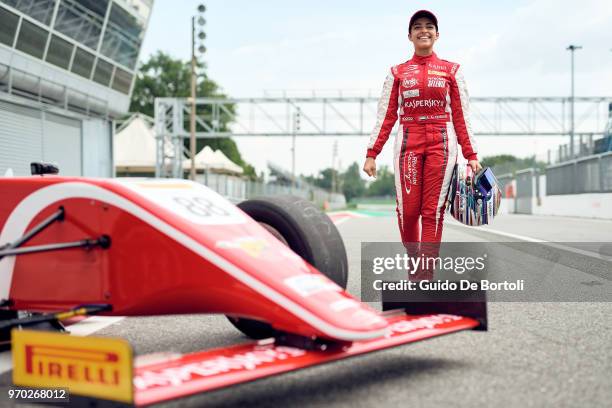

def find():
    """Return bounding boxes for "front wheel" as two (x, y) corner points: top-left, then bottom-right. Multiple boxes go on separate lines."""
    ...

(227, 195), (348, 339)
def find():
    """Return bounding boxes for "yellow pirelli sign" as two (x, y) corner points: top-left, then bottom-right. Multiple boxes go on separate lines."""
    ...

(12, 329), (133, 403)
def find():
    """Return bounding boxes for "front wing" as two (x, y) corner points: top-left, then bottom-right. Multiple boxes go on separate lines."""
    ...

(134, 312), (477, 406)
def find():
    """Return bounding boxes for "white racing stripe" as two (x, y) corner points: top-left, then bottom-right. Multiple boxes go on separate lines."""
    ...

(368, 73), (396, 150)
(454, 67), (478, 155)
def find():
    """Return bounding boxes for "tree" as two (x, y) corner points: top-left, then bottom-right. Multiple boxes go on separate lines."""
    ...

(130, 52), (257, 179)
(304, 162), (369, 201)
(341, 162), (366, 202)
(366, 166), (395, 197)
(481, 154), (547, 176)
(307, 167), (337, 190)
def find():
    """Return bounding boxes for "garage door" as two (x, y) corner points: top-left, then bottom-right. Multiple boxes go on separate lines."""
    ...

(0, 100), (43, 176)
(43, 112), (82, 176)
(0, 100), (83, 176)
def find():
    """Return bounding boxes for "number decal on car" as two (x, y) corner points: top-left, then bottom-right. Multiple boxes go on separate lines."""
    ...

(117, 179), (246, 225)
(173, 197), (230, 217)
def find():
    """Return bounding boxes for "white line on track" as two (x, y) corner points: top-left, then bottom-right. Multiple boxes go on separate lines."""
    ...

(447, 220), (546, 242)
(328, 211), (369, 218)
(447, 219), (609, 261)
(328, 211), (371, 226)
(66, 316), (126, 337)
(0, 352), (11, 375)
(332, 217), (352, 226)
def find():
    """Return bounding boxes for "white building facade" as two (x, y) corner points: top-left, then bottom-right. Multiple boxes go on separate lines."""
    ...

(0, 0), (153, 176)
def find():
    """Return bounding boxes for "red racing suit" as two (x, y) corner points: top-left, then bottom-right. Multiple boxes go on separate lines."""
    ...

(366, 52), (478, 248)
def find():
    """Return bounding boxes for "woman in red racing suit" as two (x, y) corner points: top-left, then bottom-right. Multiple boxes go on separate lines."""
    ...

(363, 10), (482, 269)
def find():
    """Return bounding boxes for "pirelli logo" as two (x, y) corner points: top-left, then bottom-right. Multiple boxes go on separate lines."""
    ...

(12, 330), (133, 403)
(428, 70), (448, 77)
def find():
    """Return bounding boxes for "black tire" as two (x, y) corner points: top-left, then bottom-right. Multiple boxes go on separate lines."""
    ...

(227, 195), (348, 339)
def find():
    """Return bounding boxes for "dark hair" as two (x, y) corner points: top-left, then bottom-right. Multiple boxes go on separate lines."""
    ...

(409, 10), (438, 32)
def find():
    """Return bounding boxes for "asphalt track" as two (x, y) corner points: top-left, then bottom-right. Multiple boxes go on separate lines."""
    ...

(1, 212), (611, 407)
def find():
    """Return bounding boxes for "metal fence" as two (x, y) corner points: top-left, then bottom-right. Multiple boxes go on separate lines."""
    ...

(546, 151), (612, 195)
(548, 135), (612, 164)
(196, 173), (346, 208)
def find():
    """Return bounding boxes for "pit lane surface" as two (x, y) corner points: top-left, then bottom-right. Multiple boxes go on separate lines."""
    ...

(1, 212), (611, 407)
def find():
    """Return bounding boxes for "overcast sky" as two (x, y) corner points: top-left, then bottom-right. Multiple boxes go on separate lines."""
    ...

(140, 0), (612, 177)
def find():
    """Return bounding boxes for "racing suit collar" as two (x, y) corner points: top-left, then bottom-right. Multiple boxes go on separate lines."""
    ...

(410, 52), (438, 65)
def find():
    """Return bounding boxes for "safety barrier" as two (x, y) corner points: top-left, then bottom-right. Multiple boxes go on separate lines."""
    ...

(546, 151), (612, 195)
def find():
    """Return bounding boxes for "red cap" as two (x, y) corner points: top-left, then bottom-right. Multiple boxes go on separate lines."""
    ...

(409, 10), (438, 31)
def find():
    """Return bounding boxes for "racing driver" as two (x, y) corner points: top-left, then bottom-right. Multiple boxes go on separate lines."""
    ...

(363, 10), (482, 265)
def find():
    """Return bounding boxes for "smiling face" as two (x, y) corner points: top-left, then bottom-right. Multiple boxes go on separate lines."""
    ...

(408, 17), (439, 53)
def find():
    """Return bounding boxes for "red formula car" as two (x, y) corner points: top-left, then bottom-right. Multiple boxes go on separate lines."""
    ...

(0, 163), (486, 406)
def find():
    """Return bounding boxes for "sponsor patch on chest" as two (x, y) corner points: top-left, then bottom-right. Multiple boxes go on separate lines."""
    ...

(428, 77), (446, 88)
(402, 89), (419, 98)
(401, 78), (418, 88)
(428, 63), (448, 71)
(428, 70), (448, 77)
(404, 99), (444, 109)
(397, 65), (420, 78)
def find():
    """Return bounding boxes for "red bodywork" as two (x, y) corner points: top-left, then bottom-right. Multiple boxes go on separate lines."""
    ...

(0, 177), (388, 342)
